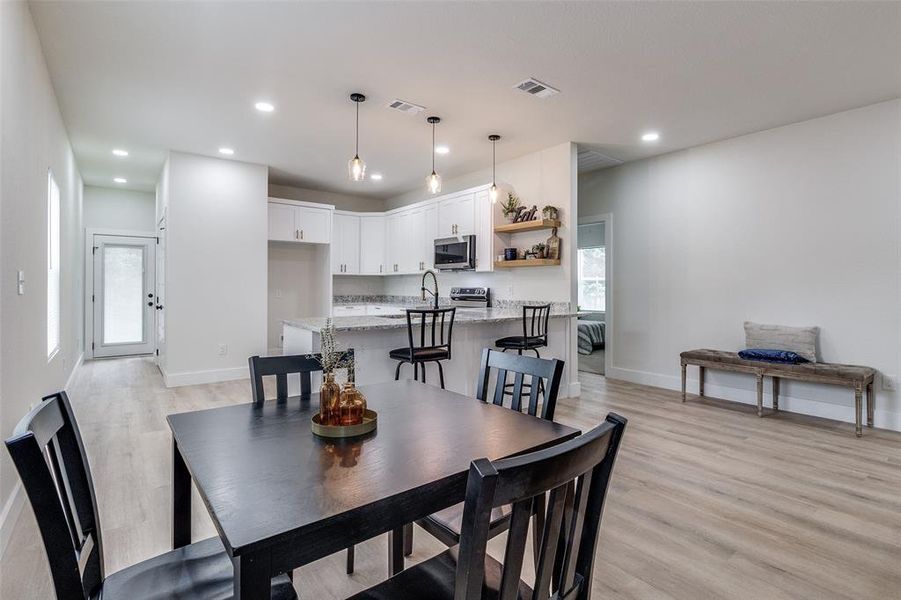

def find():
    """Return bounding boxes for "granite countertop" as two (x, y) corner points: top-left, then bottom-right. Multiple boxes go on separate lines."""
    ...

(284, 305), (578, 333)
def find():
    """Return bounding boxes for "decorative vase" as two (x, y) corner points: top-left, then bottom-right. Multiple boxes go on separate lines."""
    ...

(319, 372), (341, 426)
(546, 228), (561, 260)
(338, 382), (367, 426)
(503, 213), (515, 223)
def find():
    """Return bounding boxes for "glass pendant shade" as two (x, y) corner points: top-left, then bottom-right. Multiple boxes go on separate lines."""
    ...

(348, 155), (366, 181)
(426, 170), (442, 194)
(489, 183), (499, 203)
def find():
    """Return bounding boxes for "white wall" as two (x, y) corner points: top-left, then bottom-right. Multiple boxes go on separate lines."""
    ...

(268, 242), (330, 350)
(269, 183), (384, 213)
(83, 185), (156, 231)
(0, 0), (84, 549)
(579, 99), (901, 430)
(161, 152), (268, 386)
(383, 142), (578, 304)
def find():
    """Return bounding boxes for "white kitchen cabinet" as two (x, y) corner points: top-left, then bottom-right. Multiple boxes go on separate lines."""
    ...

(437, 192), (475, 237)
(268, 202), (298, 242)
(333, 305), (366, 317)
(385, 211), (404, 274)
(268, 200), (332, 244)
(296, 206), (331, 244)
(332, 213), (360, 274)
(423, 204), (438, 270)
(359, 215), (387, 275)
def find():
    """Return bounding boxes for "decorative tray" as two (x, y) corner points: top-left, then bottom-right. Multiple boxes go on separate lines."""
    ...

(311, 409), (378, 439)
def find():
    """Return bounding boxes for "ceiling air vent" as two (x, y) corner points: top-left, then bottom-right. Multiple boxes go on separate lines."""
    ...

(514, 77), (560, 99)
(386, 99), (426, 115)
(577, 149), (623, 173)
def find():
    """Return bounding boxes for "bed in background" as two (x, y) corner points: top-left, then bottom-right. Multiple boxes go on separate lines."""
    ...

(578, 319), (605, 355)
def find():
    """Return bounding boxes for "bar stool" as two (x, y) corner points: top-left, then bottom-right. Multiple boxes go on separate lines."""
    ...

(495, 304), (551, 398)
(495, 304), (550, 357)
(389, 307), (456, 389)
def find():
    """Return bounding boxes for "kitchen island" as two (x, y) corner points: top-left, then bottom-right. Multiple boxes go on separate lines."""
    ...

(283, 303), (580, 398)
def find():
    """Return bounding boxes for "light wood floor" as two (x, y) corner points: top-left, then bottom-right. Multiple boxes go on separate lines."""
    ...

(3, 357), (900, 599)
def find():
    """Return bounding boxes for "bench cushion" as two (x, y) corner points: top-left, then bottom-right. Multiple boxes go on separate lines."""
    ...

(681, 349), (875, 383)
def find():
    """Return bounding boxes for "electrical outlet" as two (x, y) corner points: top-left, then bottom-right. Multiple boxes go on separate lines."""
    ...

(17, 270), (25, 295)
(217, 344), (228, 356)
(882, 374), (897, 391)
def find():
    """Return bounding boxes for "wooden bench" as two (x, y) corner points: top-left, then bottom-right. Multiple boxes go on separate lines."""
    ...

(680, 349), (877, 437)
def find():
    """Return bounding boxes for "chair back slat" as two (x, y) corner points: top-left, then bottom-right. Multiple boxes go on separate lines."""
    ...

(5, 392), (104, 600)
(522, 304), (551, 341)
(453, 414), (627, 600)
(497, 498), (532, 600)
(404, 307), (456, 357)
(476, 349), (564, 420)
(248, 351), (354, 405)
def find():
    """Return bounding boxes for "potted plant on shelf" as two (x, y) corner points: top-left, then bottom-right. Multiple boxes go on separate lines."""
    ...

(501, 193), (521, 223)
(542, 205), (559, 220)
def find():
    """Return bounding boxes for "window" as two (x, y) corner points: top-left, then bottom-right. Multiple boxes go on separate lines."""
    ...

(577, 246), (606, 311)
(47, 170), (60, 358)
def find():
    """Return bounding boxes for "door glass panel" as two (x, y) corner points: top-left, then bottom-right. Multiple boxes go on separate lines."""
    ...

(103, 245), (144, 344)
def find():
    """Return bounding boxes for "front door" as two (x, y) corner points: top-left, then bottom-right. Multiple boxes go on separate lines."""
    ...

(92, 234), (156, 358)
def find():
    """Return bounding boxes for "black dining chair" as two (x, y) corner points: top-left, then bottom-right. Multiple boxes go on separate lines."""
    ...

(349, 413), (627, 600)
(411, 349), (565, 559)
(248, 351), (359, 574)
(389, 307), (456, 389)
(249, 350), (354, 405)
(495, 304), (552, 357)
(4, 391), (297, 600)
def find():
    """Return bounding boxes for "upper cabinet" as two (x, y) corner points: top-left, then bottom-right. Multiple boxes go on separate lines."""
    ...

(332, 213), (360, 274)
(268, 200), (332, 244)
(359, 215), (387, 275)
(437, 192), (475, 237)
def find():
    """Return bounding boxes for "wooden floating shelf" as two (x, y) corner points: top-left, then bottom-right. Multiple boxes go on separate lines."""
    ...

(494, 219), (561, 234)
(494, 259), (561, 269)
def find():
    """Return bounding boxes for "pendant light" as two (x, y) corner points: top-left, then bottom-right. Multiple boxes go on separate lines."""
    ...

(347, 93), (366, 181)
(426, 116), (442, 194)
(488, 134), (501, 203)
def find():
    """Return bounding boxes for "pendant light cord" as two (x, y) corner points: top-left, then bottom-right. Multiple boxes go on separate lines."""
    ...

(431, 121), (436, 172)
(492, 139), (496, 182)
(355, 101), (360, 156)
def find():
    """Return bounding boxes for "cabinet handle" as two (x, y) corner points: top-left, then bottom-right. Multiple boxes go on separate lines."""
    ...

(379, 264), (383, 273)
(300, 229), (304, 240)
(295, 229), (299, 240)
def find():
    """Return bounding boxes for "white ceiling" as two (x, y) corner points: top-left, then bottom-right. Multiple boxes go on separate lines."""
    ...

(29, 1), (901, 198)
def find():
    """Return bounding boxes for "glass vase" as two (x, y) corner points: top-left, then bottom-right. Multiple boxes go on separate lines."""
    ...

(319, 372), (341, 426)
(338, 382), (366, 426)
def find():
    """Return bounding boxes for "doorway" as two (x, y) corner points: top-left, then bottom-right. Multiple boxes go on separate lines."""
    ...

(576, 216), (610, 377)
(90, 233), (157, 357)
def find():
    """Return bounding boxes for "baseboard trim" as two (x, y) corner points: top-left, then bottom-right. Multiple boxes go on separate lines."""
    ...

(0, 482), (25, 560)
(606, 366), (901, 432)
(163, 365), (249, 388)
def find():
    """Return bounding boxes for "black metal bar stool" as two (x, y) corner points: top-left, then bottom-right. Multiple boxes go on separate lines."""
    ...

(390, 307), (456, 388)
(495, 304), (551, 398)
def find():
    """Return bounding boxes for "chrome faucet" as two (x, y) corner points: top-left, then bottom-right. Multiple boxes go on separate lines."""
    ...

(421, 269), (439, 309)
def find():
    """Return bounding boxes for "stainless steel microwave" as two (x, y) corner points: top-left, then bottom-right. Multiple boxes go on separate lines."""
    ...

(434, 235), (476, 271)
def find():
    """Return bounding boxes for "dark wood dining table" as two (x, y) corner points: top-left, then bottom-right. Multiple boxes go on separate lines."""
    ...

(167, 380), (580, 599)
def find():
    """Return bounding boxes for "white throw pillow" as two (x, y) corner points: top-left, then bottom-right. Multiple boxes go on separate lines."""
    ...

(743, 322), (819, 363)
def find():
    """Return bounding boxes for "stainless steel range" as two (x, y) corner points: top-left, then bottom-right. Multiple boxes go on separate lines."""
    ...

(449, 287), (490, 308)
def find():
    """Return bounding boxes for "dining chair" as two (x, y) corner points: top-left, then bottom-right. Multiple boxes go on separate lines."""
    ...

(389, 307), (456, 389)
(248, 351), (359, 574)
(411, 348), (565, 559)
(249, 350), (355, 405)
(349, 413), (627, 600)
(4, 391), (297, 600)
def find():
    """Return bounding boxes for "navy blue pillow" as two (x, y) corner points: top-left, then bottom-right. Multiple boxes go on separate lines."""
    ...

(738, 349), (809, 364)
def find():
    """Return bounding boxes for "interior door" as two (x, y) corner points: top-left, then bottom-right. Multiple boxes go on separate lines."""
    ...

(92, 234), (156, 357)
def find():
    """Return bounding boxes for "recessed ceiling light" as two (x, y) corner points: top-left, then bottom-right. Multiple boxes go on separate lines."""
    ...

(254, 101), (275, 113)
(113, 177), (127, 184)
(435, 145), (450, 155)
(112, 148), (128, 157)
(370, 173), (383, 181)
(641, 132), (660, 142)
(218, 147), (235, 155)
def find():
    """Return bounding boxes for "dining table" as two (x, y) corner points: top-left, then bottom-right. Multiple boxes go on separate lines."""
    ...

(167, 379), (580, 599)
